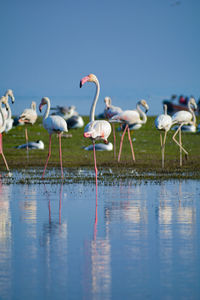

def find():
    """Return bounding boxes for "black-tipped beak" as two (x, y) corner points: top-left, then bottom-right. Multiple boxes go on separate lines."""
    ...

(80, 81), (82, 88)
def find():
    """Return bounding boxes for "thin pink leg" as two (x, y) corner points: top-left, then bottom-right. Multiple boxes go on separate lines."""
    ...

(93, 141), (98, 188)
(127, 127), (135, 162)
(0, 133), (10, 171)
(42, 134), (52, 179)
(118, 124), (128, 162)
(112, 123), (116, 158)
(58, 133), (64, 179)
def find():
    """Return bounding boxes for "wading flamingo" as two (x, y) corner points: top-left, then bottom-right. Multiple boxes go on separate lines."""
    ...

(39, 97), (68, 179)
(171, 97), (197, 166)
(110, 99), (149, 162)
(104, 97), (122, 158)
(80, 74), (111, 187)
(0, 97), (11, 171)
(155, 104), (172, 168)
(18, 101), (38, 152)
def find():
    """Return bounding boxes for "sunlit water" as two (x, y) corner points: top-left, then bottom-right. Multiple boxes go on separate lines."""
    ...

(0, 179), (200, 300)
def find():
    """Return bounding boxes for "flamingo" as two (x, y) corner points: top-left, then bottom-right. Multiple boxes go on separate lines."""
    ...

(16, 140), (44, 150)
(18, 101), (38, 152)
(104, 96), (123, 158)
(171, 97), (197, 166)
(155, 104), (172, 168)
(84, 142), (113, 151)
(0, 97), (10, 171)
(80, 74), (111, 186)
(1, 90), (15, 132)
(110, 99), (149, 162)
(39, 97), (68, 179)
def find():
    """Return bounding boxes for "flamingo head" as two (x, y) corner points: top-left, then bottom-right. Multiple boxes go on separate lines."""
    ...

(5, 89), (15, 103)
(39, 97), (49, 112)
(80, 74), (98, 88)
(0, 96), (9, 111)
(189, 97), (197, 110)
(104, 97), (111, 108)
(140, 99), (149, 113)
(31, 101), (37, 111)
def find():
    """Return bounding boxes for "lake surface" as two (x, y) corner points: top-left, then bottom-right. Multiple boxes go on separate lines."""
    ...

(0, 179), (200, 300)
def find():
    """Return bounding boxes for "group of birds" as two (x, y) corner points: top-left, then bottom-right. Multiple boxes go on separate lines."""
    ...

(0, 73), (199, 185)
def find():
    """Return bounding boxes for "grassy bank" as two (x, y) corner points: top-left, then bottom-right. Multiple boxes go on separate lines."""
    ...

(1, 116), (200, 179)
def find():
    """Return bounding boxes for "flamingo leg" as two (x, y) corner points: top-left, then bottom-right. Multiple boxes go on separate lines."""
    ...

(93, 140), (98, 188)
(0, 133), (10, 172)
(25, 127), (29, 160)
(127, 127), (135, 162)
(112, 123), (116, 158)
(118, 124), (128, 162)
(42, 134), (52, 179)
(161, 131), (168, 168)
(58, 133), (64, 179)
(179, 129), (182, 167)
(172, 124), (188, 159)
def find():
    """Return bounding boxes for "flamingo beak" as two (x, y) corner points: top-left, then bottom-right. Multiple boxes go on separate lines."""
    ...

(39, 103), (43, 112)
(80, 75), (90, 88)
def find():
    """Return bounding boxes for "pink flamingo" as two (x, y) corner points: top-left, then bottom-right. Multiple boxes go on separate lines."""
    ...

(110, 99), (149, 162)
(104, 97), (123, 158)
(39, 97), (68, 179)
(80, 74), (111, 187)
(18, 101), (38, 153)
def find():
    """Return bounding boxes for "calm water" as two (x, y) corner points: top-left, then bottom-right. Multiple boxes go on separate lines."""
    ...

(0, 179), (200, 300)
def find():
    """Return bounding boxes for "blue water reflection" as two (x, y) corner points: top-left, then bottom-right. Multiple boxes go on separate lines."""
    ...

(0, 180), (199, 300)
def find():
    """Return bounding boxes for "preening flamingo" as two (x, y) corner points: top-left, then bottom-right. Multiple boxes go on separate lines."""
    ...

(171, 97), (197, 166)
(18, 101), (38, 151)
(110, 99), (149, 162)
(104, 96), (122, 158)
(39, 97), (68, 179)
(155, 104), (172, 168)
(0, 97), (10, 171)
(80, 74), (111, 186)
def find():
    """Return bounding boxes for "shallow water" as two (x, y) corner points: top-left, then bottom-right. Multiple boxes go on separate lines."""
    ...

(0, 179), (200, 300)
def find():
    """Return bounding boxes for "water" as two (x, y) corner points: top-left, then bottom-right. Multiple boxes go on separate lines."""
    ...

(0, 179), (200, 300)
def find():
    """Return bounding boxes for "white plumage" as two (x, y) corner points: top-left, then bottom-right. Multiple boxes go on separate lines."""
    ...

(16, 140), (44, 150)
(104, 97), (123, 119)
(19, 101), (37, 125)
(84, 142), (113, 151)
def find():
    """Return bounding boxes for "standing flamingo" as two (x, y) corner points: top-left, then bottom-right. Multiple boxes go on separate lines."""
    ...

(39, 97), (68, 179)
(171, 97), (197, 166)
(110, 99), (149, 162)
(155, 104), (172, 168)
(80, 74), (111, 187)
(0, 97), (10, 171)
(104, 97), (122, 158)
(18, 101), (38, 152)
(2, 90), (15, 132)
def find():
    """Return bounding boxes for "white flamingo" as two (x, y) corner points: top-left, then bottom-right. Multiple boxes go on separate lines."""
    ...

(18, 101), (38, 151)
(39, 97), (68, 179)
(0, 97), (10, 171)
(110, 99), (149, 162)
(80, 74), (111, 186)
(155, 104), (172, 168)
(16, 140), (44, 150)
(171, 97), (197, 166)
(1, 90), (15, 132)
(104, 96), (122, 158)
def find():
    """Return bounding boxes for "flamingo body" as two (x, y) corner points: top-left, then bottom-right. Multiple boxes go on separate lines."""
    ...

(19, 101), (37, 125)
(39, 97), (68, 179)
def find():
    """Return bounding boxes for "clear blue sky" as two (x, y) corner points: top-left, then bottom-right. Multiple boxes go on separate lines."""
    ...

(0, 0), (199, 116)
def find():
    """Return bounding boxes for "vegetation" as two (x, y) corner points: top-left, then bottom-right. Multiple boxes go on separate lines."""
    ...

(1, 115), (200, 181)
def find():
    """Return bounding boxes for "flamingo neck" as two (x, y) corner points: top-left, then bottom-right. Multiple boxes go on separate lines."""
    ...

(43, 99), (50, 120)
(6, 104), (11, 120)
(90, 80), (100, 122)
(188, 100), (196, 125)
(0, 102), (5, 132)
(136, 102), (147, 124)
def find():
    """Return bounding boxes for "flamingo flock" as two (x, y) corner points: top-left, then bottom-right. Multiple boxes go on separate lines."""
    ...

(0, 76), (199, 184)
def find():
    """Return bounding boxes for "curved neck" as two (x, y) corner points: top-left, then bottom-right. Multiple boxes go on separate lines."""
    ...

(90, 80), (100, 121)
(6, 103), (11, 120)
(0, 102), (5, 130)
(136, 102), (147, 124)
(43, 99), (50, 120)
(188, 101), (196, 125)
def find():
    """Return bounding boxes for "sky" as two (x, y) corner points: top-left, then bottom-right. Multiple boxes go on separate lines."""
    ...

(0, 0), (200, 116)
